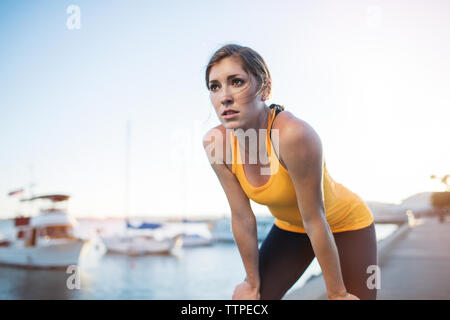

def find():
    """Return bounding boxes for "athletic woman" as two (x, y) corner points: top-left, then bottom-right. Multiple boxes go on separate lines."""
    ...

(202, 44), (377, 300)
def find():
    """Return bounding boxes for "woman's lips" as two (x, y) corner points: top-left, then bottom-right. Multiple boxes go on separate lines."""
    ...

(222, 110), (240, 120)
(223, 111), (239, 120)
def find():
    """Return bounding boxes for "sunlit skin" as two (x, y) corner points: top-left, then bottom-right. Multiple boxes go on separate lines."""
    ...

(208, 56), (272, 184)
(208, 56), (270, 132)
(204, 56), (359, 300)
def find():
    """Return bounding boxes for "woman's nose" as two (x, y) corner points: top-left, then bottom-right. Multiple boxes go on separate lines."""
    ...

(220, 86), (233, 106)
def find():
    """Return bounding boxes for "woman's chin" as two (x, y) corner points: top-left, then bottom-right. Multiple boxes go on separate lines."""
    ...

(222, 121), (240, 130)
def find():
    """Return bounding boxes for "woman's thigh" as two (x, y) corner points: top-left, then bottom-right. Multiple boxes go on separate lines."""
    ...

(258, 224), (315, 300)
(333, 223), (378, 300)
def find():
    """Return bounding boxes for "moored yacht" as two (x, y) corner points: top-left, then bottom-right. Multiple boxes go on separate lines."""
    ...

(0, 194), (105, 268)
(102, 219), (183, 256)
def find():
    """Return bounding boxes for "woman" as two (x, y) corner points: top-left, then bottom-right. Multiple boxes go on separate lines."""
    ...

(202, 44), (377, 300)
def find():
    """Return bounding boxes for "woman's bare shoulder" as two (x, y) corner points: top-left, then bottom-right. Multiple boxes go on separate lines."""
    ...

(272, 110), (322, 162)
(203, 124), (227, 146)
(202, 124), (233, 170)
(272, 110), (313, 138)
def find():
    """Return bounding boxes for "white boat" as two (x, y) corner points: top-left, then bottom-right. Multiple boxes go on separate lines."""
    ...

(169, 221), (214, 248)
(182, 233), (213, 247)
(103, 235), (182, 256)
(102, 220), (183, 255)
(211, 215), (275, 242)
(0, 194), (105, 269)
(140, 220), (214, 248)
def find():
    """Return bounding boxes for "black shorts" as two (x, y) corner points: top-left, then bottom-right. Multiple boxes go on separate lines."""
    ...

(258, 222), (378, 300)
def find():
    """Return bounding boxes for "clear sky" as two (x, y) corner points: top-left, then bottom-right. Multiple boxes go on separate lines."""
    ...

(1, 0), (449, 219)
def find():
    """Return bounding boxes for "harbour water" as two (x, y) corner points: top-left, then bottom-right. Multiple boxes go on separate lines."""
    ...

(0, 219), (398, 299)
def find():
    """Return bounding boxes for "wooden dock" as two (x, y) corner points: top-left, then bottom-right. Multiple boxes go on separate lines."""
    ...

(283, 215), (450, 300)
(377, 216), (450, 299)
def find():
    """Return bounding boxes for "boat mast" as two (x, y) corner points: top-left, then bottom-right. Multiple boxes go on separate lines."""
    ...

(125, 120), (131, 232)
(28, 164), (36, 216)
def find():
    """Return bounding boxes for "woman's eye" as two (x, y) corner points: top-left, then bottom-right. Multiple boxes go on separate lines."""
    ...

(209, 79), (243, 92)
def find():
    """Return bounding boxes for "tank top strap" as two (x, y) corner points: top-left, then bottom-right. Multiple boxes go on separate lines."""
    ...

(229, 108), (276, 175)
(229, 130), (237, 174)
(266, 108), (277, 158)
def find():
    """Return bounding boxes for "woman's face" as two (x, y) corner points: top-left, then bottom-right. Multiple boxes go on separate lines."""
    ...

(208, 56), (265, 130)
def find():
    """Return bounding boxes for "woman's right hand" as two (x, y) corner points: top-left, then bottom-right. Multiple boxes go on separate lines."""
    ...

(232, 281), (261, 300)
(328, 292), (360, 300)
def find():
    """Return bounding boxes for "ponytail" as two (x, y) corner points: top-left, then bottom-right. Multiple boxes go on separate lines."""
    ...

(269, 103), (285, 113)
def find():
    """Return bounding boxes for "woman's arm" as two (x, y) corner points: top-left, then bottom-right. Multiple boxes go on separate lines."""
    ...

(278, 115), (355, 300)
(203, 127), (260, 297)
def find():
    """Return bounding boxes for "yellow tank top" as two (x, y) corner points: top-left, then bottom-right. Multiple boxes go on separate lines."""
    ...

(229, 108), (374, 233)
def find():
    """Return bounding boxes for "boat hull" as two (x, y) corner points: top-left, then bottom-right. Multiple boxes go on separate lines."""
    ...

(104, 236), (182, 256)
(0, 240), (87, 269)
(181, 235), (212, 247)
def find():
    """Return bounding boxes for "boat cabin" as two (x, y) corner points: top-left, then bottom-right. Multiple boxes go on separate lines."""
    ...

(13, 194), (78, 247)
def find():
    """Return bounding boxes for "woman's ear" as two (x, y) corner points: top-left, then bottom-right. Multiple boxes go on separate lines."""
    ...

(261, 78), (271, 101)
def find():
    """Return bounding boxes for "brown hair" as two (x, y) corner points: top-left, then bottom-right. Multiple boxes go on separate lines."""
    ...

(205, 44), (272, 99)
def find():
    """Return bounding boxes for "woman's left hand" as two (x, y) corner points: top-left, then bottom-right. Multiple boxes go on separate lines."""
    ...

(232, 281), (260, 300)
